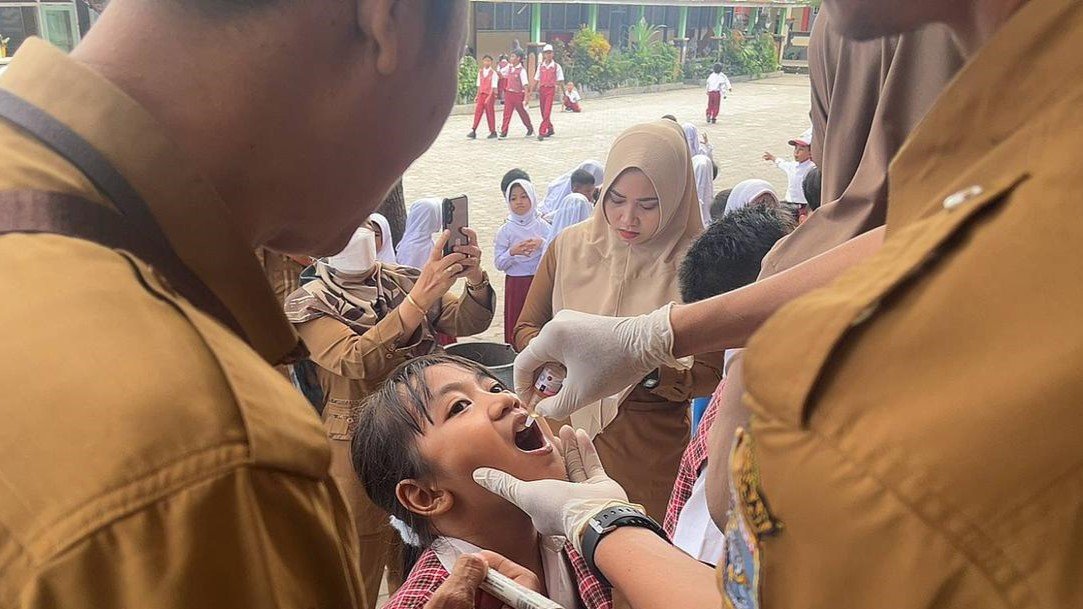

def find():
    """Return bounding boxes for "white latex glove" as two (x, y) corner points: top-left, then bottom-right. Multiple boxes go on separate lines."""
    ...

(513, 304), (687, 421)
(473, 426), (636, 553)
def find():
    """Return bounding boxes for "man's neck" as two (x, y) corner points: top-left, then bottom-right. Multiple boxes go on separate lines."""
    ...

(948, 0), (1030, 55)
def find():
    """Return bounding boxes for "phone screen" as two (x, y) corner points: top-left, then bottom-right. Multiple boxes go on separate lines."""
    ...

(442, 195), (469, 257)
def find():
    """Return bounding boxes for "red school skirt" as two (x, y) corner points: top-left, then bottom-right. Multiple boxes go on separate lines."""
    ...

(503, 274), (534, 345)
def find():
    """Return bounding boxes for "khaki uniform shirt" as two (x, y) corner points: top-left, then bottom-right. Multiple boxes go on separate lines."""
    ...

(722, 1), (1083, 607)
(256, 248), (309, 306)
(0, 40), (364, 608)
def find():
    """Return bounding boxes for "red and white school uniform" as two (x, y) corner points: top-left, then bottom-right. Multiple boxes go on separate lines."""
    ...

(500, 63), (534, 136)
(496, 58), (509, 102)
(563, 86), (582, 112)
(705, 71), (732, 122)
(534, 59), (564, 137)
(383, 536), (612, 609)
(472, 67), (499, 134)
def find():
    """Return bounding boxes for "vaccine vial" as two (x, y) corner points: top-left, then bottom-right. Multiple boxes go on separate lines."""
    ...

(526, 364), (567, 413)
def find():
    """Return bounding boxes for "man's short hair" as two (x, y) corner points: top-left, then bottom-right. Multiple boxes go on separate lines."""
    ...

(570, 169), (596, 188)
(803, 167), (822, 211)
(713, 63), (723, 73)
(661, 114), (678, 122)
(482, 54), (494, 61)
(709, 189), (731, 221)
(501, 168), (531, 194)
(679, 205), (795, 303)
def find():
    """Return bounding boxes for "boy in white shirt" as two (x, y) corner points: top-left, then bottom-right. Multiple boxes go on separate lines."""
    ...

(763, 128), (816, 204)
(705, 63), (731, 124)
(468, 54), (500, 140)
(562, 81), (582, 112)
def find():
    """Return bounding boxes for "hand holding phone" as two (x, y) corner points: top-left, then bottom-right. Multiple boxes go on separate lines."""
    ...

(442, 195), (470, 257)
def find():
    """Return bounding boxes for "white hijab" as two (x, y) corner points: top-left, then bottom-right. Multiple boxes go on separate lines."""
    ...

(367, 213), (397, 264)
(692, 155), (715, 227)
(683, 122), (714, 159)
(539, 159), (605, 216)
(504, 179), (551, 240)
(397, 198), (442, 269)
(322, 226), (378, 274)
(544, 193), (593, 253)
(725, 179), (779, 217)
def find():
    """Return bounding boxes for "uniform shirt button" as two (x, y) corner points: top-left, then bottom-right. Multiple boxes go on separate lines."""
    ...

(943, 185), (984, 210)
(385, 353), (394, 359)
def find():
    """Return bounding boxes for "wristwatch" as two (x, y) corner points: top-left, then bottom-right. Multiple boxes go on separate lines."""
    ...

(580, 504), (668, 586)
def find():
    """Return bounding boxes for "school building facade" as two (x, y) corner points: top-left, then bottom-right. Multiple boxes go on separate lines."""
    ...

(0, 0), (104, 58)
(467, 0), (817, 63)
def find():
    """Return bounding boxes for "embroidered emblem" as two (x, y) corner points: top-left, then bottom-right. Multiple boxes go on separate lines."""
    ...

(722, 428), (780, 609)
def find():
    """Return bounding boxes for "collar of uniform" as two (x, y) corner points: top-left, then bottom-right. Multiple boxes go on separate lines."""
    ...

(0, 39), (300, 364)
(886, 0), (1081, 228)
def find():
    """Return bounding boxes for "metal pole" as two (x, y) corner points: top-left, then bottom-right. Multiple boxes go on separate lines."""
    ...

(588, 4), (599, 31)
(677, 6), (688, 39)
(531, 3), (542, 43)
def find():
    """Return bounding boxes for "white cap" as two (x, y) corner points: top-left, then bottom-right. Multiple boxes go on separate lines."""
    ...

(788, 127), (813, 147)
(542, 43), (554, 53)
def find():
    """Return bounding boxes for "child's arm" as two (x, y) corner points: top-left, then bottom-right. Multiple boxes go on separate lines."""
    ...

(493, 227), (519, 272)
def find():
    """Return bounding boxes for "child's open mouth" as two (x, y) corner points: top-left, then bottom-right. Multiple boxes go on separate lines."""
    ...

(513, 416), (548, 453)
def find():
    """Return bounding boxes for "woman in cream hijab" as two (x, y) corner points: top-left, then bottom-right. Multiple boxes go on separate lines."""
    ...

(514, 121), (724, 520)
(283, 224), (495, 605)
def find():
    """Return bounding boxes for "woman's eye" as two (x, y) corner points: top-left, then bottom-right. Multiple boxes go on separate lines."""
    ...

(449, 400), (469, 416)
(637, 202), (659, 211)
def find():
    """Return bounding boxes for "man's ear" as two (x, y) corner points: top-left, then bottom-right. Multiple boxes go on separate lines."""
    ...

(396, 478), (454, 518)
(357, 0), (422, 76)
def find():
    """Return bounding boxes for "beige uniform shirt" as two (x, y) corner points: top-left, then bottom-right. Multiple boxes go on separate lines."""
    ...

(0, 40), (364, 608)
(722, 1), (1083, 607)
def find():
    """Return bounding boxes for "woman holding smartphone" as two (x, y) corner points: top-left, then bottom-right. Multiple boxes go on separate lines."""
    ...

(284, 221), (495, 607)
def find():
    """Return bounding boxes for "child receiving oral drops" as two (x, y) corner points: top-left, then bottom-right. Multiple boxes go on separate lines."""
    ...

(352, 355), (611, 609)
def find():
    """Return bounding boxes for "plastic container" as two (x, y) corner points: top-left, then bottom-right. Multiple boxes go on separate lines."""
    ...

(444, 341), (517, 388)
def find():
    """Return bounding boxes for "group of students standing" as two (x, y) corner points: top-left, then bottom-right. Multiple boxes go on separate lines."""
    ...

(470, 44), (579, 142)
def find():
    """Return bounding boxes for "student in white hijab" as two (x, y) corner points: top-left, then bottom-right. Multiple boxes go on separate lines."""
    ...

(692, 155), (715, 227)
(539, 159), (605, 216)
(724, 179), (779, 217)
(367, 213), (397, 264)
(544, 193), (593, 255)
(397, 198), (443, 269)
(682, 122), (714, 159)
(494, 178), (551, 344)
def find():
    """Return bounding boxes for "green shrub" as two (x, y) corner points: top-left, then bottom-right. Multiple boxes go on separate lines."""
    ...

(561, 24), (684, 93)
(457, 55), (478, 103)
(684, 29), (778, 79)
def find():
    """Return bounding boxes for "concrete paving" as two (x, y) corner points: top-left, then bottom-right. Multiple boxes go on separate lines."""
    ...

(401, 73), (812, 344)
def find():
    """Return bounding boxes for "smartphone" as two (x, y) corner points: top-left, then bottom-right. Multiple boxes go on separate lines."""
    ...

(442, 195), (469, 257)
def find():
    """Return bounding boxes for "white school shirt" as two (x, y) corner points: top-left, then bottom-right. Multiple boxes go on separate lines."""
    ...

(773, 158), (815, 204)
(565, 88), (581, 103)
(501, 64), (530, 88)
(706, 72), (732, 93)
(476, 67), (499, 90)
(495, 179), (551, 277)
(534, 60), (565, 83)
(672, 473), (726, 566)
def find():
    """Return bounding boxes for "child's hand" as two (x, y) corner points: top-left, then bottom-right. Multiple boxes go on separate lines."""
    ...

(763, 151), (777, 162)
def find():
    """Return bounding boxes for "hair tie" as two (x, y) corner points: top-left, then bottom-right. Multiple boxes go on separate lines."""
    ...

(389, 515), (423, 547)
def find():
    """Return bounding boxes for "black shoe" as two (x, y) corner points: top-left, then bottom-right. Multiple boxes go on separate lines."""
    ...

(468, 130), (477, 139)
(525, 127), (534, 137)
(487, 132), (499, 139)
(538, 134), (545, 141)
(499, 132), (508, 139)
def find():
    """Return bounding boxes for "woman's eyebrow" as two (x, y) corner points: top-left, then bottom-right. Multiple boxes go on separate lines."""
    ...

(635, 196), (660, 203)
(609, 188), (626, 198)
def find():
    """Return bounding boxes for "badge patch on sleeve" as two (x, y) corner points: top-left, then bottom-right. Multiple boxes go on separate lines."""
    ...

(722, 428), (780, 609)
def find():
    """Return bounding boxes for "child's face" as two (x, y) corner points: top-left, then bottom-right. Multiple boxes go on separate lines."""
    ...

(794, 144), (811, 163)
(483, 57), (492, 69)
(411, 364), (565, 507)
(604, 168), (662, 245)
(543, 50), (554, 62)
(511, 54), (522, 66)
(508, 185), (533, 216)
(565, 82), (574, 91)
(367, 220), (384, 253)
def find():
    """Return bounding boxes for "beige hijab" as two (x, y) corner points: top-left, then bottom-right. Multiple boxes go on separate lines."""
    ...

(550, 120), (702, 434)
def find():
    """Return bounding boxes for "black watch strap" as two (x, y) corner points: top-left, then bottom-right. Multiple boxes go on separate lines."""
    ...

(580, 505), (668, 587)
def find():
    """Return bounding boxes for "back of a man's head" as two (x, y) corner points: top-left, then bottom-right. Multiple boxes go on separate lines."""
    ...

(569, 169), (596, 189)
(76, 0), (468, 256)
(501, 168), (531, 194)
(679, 205), (795, 303)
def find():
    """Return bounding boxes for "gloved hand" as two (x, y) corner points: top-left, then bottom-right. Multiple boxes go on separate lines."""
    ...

(473, 426), (639, 553)
(513, 304), (688, 421)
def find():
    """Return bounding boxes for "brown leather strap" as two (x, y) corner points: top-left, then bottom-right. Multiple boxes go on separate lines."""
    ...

(0, 89), (246, 339)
